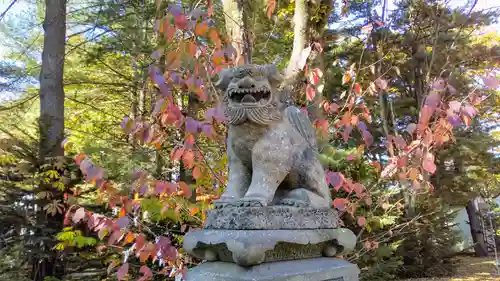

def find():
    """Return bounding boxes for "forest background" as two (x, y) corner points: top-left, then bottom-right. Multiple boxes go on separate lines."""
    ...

(0, 0), (500, 281)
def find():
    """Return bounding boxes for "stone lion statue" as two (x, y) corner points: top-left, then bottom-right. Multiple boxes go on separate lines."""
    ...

(213, 64), (332, 208)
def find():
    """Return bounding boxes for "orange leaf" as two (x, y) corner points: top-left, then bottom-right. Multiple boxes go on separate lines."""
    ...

(124, 232), (135, 245)
(119, 208), (126, 218)
(266, 0), (276, 18)
(179, 181), (192, 198)
(192, 166), (202, 180)
(166, 51), (180, 69)
(182, 149), (195, 169)
(189, 207), (199, 216)
(342, 71), (352, 85)
(171, 147), (185, 161)
(195, 22), (208, 36)
(187, 41), (197, 57)
(209, 29), (221, 48)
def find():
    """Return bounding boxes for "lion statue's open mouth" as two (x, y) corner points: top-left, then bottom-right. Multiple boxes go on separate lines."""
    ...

(228, 86), (272, 106)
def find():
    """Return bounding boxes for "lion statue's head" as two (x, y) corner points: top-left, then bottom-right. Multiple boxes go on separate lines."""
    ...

(215, 64), (284, 126)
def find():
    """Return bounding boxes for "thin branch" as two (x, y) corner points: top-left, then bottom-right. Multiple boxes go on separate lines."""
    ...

(0, 0), (17, 22)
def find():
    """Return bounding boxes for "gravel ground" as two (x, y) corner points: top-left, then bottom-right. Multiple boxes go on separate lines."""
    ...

(399, 256), (499, 281)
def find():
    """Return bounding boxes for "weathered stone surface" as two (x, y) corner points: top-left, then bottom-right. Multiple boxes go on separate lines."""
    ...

(184, 258), (360, 281)
(204, 206), (340, 230)
(213, 64), (332, 209)
(183, 228), (356, 266)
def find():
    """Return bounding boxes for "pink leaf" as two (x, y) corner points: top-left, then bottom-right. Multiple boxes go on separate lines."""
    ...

(138, 265), (153, 281)
(358, 216), (366, 226)
(73, 207), (85, 223)
(309, 68), (323, 85)
(375, 78), (388, 90)
(342, 125), (352, 142)
(362, 130), (374, 147)
(306, 85), (315, 101)
(448, 101), (461, 112)
(185, 117), (199, 133)
(422, 153), (436, 174)
(116, 216), (130, 229)
(202, 124), (216, 138)
(327, 172), (344, 190)
(108, 230), (124, 245)
(117, 263), (129, 280)
(381, 159), (397, 179)
(463, 104), (477, 118)
(353, 183), (365, 195)
(333, 198), (347, 211)
(346, 153), (355, 161)
(482, 73), (499, 90)
(155, 181), (167, 195)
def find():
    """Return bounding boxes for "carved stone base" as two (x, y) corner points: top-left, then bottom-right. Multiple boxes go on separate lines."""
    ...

(184, 258), (360, 281)
(204, 206), (340, 230)
(183, 229), (356, 266)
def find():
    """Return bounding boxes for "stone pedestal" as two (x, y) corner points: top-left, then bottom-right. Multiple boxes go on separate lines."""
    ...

(183, 206), (360, 281)
(184, 258), (360, 281)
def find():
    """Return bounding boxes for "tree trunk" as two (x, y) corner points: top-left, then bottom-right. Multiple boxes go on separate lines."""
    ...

(38, 0), (66, 162)
(223, 0), (252, 64)
(466, 199), (489, 257)
(34, 1), (67, 280)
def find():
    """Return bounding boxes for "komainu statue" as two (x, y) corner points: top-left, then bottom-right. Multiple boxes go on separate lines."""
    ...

(183, 65), (359, 278)
(213, 64), (332, 209)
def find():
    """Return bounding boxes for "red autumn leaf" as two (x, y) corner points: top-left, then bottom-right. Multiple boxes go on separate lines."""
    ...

(179, 181), (192, 198)
(73, 207), (85, 223)
(108, 230), (124, 245)
(192, 166), (202, 180)
(266, 0), (276, 18)
(309, 68), (323, 85)
(327, 171), (344, 190)
(138, 265), (153, 281)
(306, 85), (316, 101)
(117, 263), (129, 280)
(353, 183), (365, 195)
(171, 147), (185, 161)
(358, 216), (366, 226)
(342, 125), (353, 142)
(333, 198), (347, 211)
(422, 153), (436, 174)
(314, 119), (329, 136)
(174, 14), (188, 29)
(353, 83), (362, 95)
(135, 234), (146, 251)
(209, 29), (221, 48)
(329, 103), (339, 113)
(182, 149), (195, 169)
